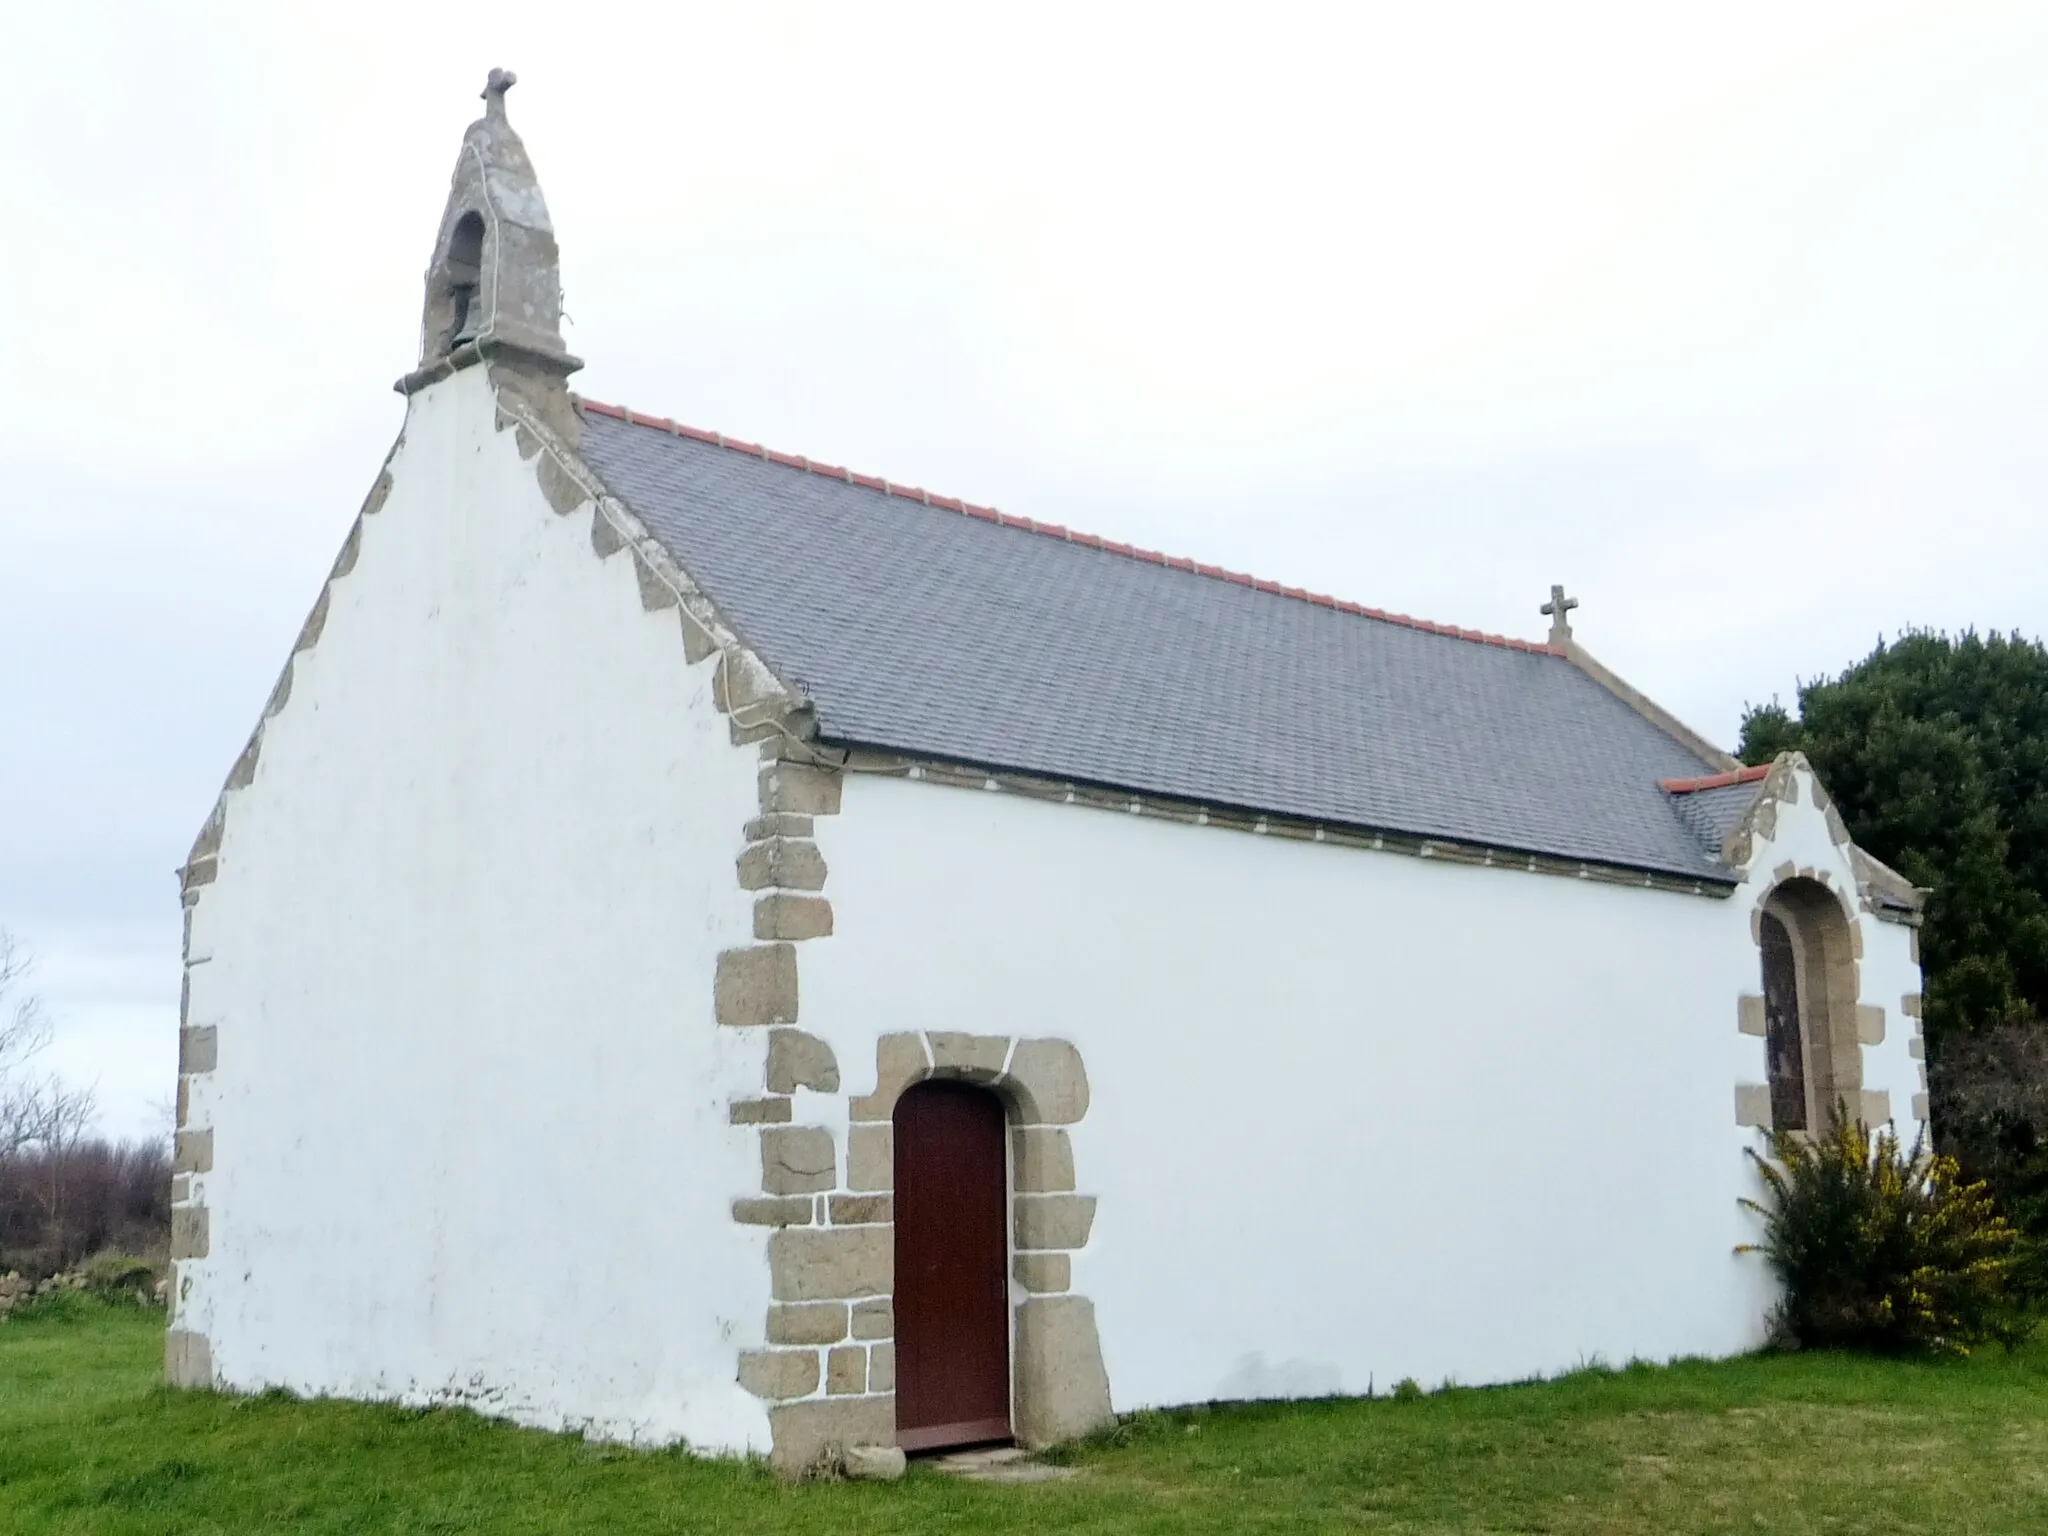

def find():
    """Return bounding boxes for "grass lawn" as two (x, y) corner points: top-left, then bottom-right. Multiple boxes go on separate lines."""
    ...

(4, 1304), (2047, 1533)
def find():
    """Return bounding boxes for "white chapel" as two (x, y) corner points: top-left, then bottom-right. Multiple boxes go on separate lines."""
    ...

(166, 76), (1929, 1473)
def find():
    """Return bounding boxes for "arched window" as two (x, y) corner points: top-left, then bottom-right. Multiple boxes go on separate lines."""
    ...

(439, 211), (486, 351)
(1758, 879), (1862, 1131)
(1759, 910), (1807, 1130)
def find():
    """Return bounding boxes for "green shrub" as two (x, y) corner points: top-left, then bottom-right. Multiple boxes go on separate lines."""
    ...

(1740, 1108), (2029, 1354)
(77, 1252), (159, 1306)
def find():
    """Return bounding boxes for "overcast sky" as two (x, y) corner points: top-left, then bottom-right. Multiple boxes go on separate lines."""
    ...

(3, 1), (2044, 1140)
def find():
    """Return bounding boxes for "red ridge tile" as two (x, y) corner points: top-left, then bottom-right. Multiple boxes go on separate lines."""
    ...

(1661, 764), (1771, 794)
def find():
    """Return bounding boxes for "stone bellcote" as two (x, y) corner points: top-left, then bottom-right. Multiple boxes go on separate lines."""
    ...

(398, 69), (582, 426)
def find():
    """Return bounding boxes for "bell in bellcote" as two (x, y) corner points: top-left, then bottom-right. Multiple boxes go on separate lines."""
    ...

(448, 279), (482, 347)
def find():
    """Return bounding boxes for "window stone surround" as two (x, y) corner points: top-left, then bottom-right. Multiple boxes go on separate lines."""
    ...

(1733, 859), (1900, 1134)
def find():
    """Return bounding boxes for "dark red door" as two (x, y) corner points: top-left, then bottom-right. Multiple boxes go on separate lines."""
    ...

(893, 1080), (1012, 1451)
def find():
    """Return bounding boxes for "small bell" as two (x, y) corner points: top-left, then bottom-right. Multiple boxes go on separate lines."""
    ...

(449, 281), (482, 346)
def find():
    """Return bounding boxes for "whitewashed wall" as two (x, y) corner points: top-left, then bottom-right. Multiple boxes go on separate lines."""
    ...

(804, 766), (1917, 1410)
(178, 368), (774, 1451)
(1859, 917), (1927, 1133)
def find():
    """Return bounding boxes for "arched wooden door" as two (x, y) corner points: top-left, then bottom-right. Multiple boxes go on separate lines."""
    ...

(893, 1080), (1012, 1451)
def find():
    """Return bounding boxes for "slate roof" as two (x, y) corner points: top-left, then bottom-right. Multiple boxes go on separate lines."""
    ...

(576, 403), (1734, 884)
(1663, 773), (1769, 861)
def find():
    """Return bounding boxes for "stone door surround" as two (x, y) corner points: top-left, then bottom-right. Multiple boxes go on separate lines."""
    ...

(733, 1028), (1114, 1473)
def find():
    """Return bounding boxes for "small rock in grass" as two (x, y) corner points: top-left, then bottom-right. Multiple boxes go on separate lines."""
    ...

(843, 1445), (907, 1481)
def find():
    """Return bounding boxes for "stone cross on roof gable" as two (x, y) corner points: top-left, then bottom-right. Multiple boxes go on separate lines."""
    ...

(1541, 584), (1578, 646)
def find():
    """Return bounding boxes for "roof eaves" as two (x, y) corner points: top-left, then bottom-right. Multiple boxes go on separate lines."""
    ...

(830, 740), (1739, 894)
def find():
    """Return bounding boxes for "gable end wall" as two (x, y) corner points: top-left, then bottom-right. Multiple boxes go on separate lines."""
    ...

(169, 366), (789, 1451)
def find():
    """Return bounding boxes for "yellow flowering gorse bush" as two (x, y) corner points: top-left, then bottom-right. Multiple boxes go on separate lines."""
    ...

(1740, 1108), (2028, 1354)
